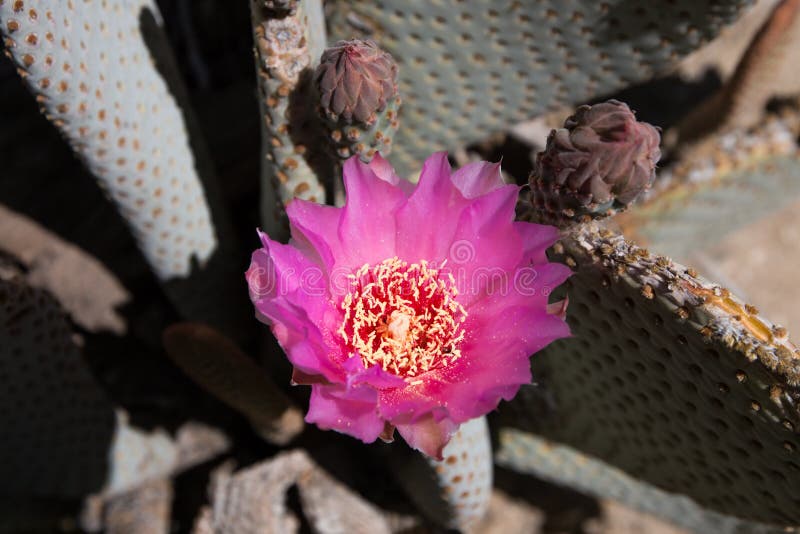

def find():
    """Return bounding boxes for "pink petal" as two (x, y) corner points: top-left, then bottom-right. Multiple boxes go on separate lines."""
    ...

(246, 231), (344, 383)
(439, 307), (571, 422)
(339, 157), (407, 268)
(395, 411), (458, 460)
(451, 160), (505, 198)
(380, 302), (570, 426)
(396, 152), (470, 261)
(514, 221), (561, 265)
(286, 199), (342, 273)
(258, 299), (344, 383)
(448, 185), (524, 304)
(368, 153), (401, 185)
(369, 153), (415, 194)
(343, 356), (406, 389)
(248, 230), (330, 326)
(306, 383), (385, 443)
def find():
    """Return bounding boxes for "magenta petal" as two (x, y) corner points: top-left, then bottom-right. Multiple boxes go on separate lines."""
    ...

(395, 411), (458, 460)
(249, 231), (330, 324)
(343, 356), (406, 389)
(306, 384), (385, 443)
(259, 299), (344, 382)
(431, 308), (569, 424)
(396, 152), (469, 260)
(246, 232), (344, 383)
(382, 296), (571, 426)
(339, 157), (407, 267)
(451, 160), (505, 198)
(513, 261), (573, 308)
(514, 221), (561, 264)
(368, 153), (400, 184)
(369, 153), (415, 194)
(377, 384), (442, 422)
(286, 199), (343, 273)
(448, 185), (523, 303)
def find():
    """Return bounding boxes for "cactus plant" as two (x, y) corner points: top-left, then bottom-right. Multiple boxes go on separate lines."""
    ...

(496, 431), (789, 533)
(390, 416), (493, 531)
(162, 322), (304, 445)
(0, 0), (253, 346)
(0, 0), (215, 279)
(3, 0), (800, 532)
(250, 0), (327, 239)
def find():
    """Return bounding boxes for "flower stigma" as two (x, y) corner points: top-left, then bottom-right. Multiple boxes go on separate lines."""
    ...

(339, 257), (468, 379)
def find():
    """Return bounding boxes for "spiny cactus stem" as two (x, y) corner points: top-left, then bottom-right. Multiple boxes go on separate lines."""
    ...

(251, 0), (327, 241)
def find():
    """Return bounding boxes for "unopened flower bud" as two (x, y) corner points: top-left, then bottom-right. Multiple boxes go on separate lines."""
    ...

(530, 100), (661, 226)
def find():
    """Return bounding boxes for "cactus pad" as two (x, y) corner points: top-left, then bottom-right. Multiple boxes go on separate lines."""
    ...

(162, 322), (304, 445)
(506, 224), (800, 525)
(496, 431), (790, 534)
(391, 417), (493, 532)
(0, 0), (217, 279)
(327, 0), (754, 174)
(0, 274), (115, 497)
(618, 115), (800, 261)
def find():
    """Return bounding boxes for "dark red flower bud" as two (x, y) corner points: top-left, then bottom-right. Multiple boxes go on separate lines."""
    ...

(315, 40), (399, 126)
(529, 100), (661, 226)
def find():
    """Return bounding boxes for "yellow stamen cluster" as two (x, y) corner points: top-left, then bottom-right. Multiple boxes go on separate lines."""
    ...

(339, 257), (468, 379)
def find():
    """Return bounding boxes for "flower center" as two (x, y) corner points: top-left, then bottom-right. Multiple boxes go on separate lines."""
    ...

(339, 257), (467, 379)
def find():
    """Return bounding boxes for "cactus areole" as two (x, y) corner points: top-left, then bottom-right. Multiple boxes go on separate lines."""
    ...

(246, 153), (570, 458)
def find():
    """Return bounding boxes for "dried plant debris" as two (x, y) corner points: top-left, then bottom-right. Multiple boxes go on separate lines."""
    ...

(0, 0), (216, 279)
(513, 223), (800, 525)
(0, 203), (129, 333)
(105, 413), (229, 497)
(103, 479), (172, 534)
(676, 0), (800, 143)
(196, 450), (391, 534)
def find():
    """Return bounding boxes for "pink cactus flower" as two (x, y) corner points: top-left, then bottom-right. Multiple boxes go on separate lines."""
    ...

(246, 153), (570, 459)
